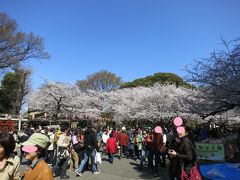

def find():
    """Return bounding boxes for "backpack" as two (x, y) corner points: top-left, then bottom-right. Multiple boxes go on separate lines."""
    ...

(57, 134), (69, 148)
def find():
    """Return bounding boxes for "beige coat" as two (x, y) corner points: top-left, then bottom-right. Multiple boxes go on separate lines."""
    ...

(0, 155), (20, 180)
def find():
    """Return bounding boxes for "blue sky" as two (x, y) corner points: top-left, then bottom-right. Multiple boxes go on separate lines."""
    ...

(1, 0), (240, 89)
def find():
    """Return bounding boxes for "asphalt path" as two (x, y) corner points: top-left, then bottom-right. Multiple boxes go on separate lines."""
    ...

(21, 154), (170, 180)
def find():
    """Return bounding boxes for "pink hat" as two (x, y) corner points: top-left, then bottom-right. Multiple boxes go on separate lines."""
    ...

(22, 146), (38, 153)
(177, 126), (186, 134)
(154, 126), (163, 134)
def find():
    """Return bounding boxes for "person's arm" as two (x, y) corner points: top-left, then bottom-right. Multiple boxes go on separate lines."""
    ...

(13, 156), (21, 180)
(92, 134), (99, 151)
(115, 139), (118, 152)
(163, 135), (167, 145)
(126, 134), (129, 145)
(106, 139), (109, 153)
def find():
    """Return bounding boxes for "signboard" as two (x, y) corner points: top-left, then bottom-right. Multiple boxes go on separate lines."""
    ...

(195, 142), (225, 161)
(0, 120), (17, 131)
(71, 122), (78, 129)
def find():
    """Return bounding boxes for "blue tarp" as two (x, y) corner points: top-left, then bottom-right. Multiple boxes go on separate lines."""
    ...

(200, 163), (240, 180)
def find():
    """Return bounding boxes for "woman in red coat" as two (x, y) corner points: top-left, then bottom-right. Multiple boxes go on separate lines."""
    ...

(106, 132), (118, 163)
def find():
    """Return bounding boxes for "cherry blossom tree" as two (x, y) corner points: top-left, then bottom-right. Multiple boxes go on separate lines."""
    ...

(28, 81), (202, 124)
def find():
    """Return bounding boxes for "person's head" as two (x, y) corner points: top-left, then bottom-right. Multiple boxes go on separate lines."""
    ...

(79, 130), (84, 135)
(97, 126), (102, 132)
(74, 130), (78, 136)
(87, 125), (93, 130)
(61, 127), (68, 133)
(22, 133), (50, 162)
(109, 132), (114, 138)
(0, 132), (16, 159)
(148, 128), (152, 134)
(177, 126), (186, 138)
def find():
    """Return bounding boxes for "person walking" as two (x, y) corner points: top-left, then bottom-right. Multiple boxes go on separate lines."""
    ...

(119, 129), (129, 159)
(134, 129), (142, 162)
(146, 129), (155, 171)
(53, 127), (71, 179)
(153, 126), (164, 177)
(139, 130), (148, 170)
(47, 128), (55, 166)
(18, 130), (29, 165)
(106, 132), (118, 163)
(70, 130), (79, 172)
(75, 126), (100, 176)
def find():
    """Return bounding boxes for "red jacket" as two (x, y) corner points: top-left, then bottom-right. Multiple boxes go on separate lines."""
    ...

(113, 130), (119, 142)
(106, 137), (118, 154)
(119, 133), (129, 146)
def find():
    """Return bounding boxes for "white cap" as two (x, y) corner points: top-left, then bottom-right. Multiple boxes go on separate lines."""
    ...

(40, 130), (45, 134)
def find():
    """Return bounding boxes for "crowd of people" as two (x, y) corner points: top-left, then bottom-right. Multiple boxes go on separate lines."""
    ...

(0, 118), (210, 180)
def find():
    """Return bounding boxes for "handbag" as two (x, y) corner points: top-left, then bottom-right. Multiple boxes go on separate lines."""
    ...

(181, 163), (202, 180)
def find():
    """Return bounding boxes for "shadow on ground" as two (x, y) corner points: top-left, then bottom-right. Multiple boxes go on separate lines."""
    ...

(128, 161), (169, 180)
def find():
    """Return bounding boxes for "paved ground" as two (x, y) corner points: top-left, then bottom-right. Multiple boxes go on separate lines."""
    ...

(20, 154), (169, 180)
(21, 154), (222, 179)
(53, 155), (169, 180)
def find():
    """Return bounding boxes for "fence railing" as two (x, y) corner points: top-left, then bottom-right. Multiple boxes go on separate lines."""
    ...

(0, 113), (28, 121)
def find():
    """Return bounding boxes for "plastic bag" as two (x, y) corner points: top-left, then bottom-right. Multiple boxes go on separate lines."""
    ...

(95, 151), (102, 164)
(206, 167), (225, 178)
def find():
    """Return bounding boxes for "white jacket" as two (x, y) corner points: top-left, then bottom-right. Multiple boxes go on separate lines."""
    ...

(47, 132), (55, 151)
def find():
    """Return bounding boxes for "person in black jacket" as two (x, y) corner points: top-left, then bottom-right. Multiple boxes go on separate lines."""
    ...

(169, 126), (196, 180)
(18, 130), (29, 165)
(75, 126), (100, 176)
(167, 129), (181, 180)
